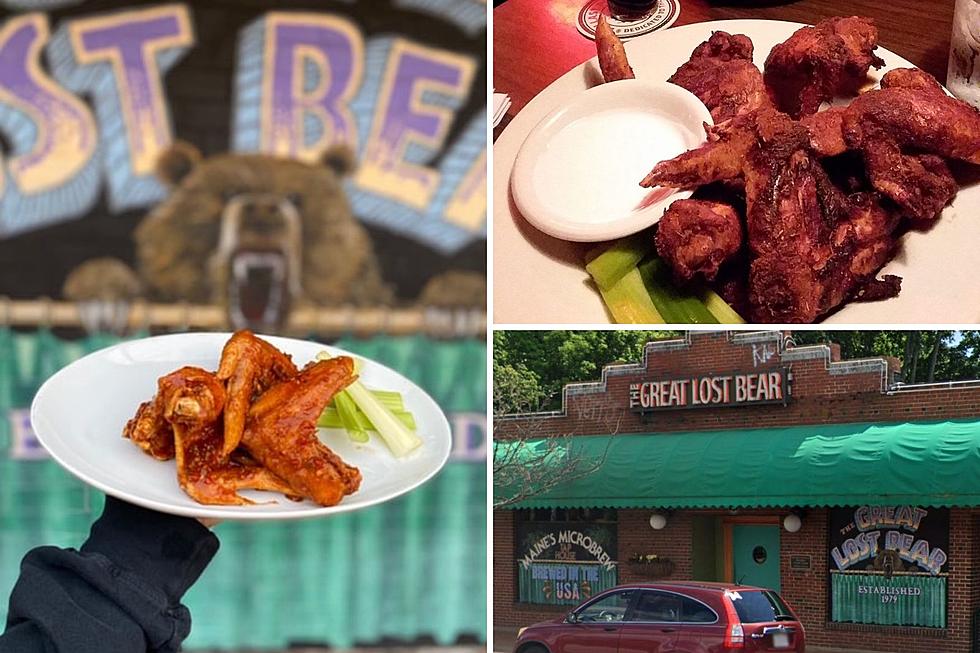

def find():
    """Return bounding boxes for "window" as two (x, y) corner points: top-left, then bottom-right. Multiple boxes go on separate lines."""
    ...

(627, 591), (718, 623)
(515, 511), (619, 606)
(630, 591), (682, 622)
(683, 597), (718, 623)
(828, 506), (949, 629)
(576, 590), (634, 623)
(730, 590), (791, 624)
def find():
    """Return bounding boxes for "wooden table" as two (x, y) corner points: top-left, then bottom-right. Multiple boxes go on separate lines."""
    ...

(493, 0), (956, 121)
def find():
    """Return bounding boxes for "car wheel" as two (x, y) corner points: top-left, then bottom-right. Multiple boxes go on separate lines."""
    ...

(519, 645), (549, 653)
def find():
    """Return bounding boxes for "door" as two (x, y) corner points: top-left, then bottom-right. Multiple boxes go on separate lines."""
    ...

(617, 590), (682, 653)
(732, 525), (780, 591)
(555, 589), (634, 653)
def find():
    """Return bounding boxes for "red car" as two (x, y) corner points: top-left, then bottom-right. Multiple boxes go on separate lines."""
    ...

(512, 581), (805, 653)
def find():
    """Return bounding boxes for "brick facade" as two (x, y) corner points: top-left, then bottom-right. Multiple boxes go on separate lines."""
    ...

(494, 331), (980, 653)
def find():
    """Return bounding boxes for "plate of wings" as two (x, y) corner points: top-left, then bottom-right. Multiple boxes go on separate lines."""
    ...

(494, 17), (980, 324)
(30, 332), (452, 520)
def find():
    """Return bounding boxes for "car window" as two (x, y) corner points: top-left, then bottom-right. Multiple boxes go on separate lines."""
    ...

(682, 596), (717, 623)
(629, 591), (682, 622)
(576, 590), (634, 623)
(728, 590), (792, 623)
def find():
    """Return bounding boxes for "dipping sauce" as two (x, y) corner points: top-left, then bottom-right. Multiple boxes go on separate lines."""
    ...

(530, 107), (697, 225)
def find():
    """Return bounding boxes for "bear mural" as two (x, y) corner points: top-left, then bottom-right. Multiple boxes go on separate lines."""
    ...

(65, 142), (393, 332)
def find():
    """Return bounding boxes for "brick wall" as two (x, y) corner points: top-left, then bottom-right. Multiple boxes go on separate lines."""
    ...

(495, 331), (980, 440)
(495, 507), (978, 653)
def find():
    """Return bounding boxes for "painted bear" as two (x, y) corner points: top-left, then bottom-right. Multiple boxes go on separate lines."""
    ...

(132, 141), (391, 328)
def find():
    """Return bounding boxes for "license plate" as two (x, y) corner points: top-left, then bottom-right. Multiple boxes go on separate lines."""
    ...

(772, 632), (790, 648)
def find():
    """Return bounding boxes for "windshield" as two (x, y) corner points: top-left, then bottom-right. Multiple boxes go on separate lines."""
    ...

(729, 590), (794, 623)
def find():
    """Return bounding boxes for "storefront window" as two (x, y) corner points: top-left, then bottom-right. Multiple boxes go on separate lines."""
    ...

(515, 509), (619, 606)
(828, 506), (949, 629)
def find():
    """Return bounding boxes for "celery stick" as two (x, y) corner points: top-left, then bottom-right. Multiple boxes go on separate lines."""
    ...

(703, 289), (745, 324)
(370, 390), (404, 411)
(345, 379), (422, 457)
(585, 233), (651, 291)
(598, 267), (664, 323)
(318, 408), (417, 431)
(637, 258), (719, 324)
(318, 352), (422, 457)
(334, 390), (369, 442)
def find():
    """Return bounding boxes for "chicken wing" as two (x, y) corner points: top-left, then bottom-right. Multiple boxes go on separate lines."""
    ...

(764, 16), (884, 118)
(668, 32), (773, 123)
(596, 16), (634, 83)
(123, 393), (174, 461)
(655, 199), (743, 283)
(803, 70), (977, 220)
(241, 357), (361, 507)
(158, 366), (296, 506)
(216, 330), (299, 457)
(645, 109), (902, 322)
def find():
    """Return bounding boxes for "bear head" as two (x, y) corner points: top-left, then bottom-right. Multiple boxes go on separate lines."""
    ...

(134, 142), (391, 331)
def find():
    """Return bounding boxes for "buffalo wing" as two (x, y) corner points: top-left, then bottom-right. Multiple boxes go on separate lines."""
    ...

(216, 330), (298, 457)
(242, 358), (361, 507)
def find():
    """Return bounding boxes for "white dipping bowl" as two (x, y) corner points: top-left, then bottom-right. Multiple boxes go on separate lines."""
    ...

(510, 79), (712, 242)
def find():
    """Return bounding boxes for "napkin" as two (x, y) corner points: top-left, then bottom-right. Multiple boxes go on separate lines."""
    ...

(493, 91), (511, 127)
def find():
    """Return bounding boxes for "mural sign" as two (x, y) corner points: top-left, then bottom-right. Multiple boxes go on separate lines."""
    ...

(516, 520), (618, 605)
(829, 506), (949, 628)
(629, 368), (790, 413)
(0, 0), (486, 330)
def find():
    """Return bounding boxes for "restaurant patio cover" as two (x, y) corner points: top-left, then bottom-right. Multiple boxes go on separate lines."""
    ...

(495, 419), (980, 509)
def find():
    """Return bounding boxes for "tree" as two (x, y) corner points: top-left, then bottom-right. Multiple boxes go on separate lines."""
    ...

(790, 331), (980, 384)
(493, 346), (619, 509)
(494, 330), (677, 410)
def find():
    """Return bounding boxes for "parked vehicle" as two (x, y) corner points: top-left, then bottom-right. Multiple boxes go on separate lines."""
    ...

(512, 581), (805, 653)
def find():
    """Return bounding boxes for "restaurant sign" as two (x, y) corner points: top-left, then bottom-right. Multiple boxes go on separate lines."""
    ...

(629, 367), (790, 412)
(516, 521), (618, 606)
(829, 506), (949, 629)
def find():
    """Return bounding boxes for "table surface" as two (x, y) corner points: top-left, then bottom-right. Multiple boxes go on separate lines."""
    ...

(493, 0), (956, 120)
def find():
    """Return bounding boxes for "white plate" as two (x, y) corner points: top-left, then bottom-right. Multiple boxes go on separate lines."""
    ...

(510, 79), (712, 241)
(493, 19), (980, 324)
(30, 333), (451, 521)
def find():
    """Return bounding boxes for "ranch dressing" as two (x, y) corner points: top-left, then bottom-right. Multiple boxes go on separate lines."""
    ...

(530, 108), (693, 225)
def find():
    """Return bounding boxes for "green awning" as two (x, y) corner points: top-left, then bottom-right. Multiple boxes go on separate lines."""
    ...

(495, 419), (980, 509)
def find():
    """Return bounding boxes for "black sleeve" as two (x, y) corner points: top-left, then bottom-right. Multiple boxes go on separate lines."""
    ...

(0, 497), (219, 653)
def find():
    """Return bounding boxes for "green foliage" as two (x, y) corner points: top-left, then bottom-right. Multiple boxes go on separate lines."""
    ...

(791, 331), (980, 384)
(494, 330), (678, 411)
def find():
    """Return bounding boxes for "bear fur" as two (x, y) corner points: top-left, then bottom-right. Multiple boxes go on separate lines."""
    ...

(135, 141), (391, 313)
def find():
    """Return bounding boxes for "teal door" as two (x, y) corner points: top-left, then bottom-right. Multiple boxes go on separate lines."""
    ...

(732, 525), (780, 591)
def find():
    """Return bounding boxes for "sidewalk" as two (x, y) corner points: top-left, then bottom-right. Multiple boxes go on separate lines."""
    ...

(492, 626), (900, 653)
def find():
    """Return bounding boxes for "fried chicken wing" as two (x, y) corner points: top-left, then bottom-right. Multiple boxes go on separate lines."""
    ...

(216, 330), (299, 457)
(242, 357), (361, 507)
(596, 16), (634, 83)
(764, 16), (884, 118)
(802, 74), (978, 219)
(801, 69), (966, 220)
(842, 85), (980, 165)
(879, 67), (945, 94)
(668, 32), (773, 123)
(157, 366), (296, 506)
(123, 394), (174, 460)
(655, 199), (743, 283)
(646, 109), (902, 322)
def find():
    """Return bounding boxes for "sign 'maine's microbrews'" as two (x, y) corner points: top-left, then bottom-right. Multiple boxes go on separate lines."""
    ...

(629, 368), (791, 412)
